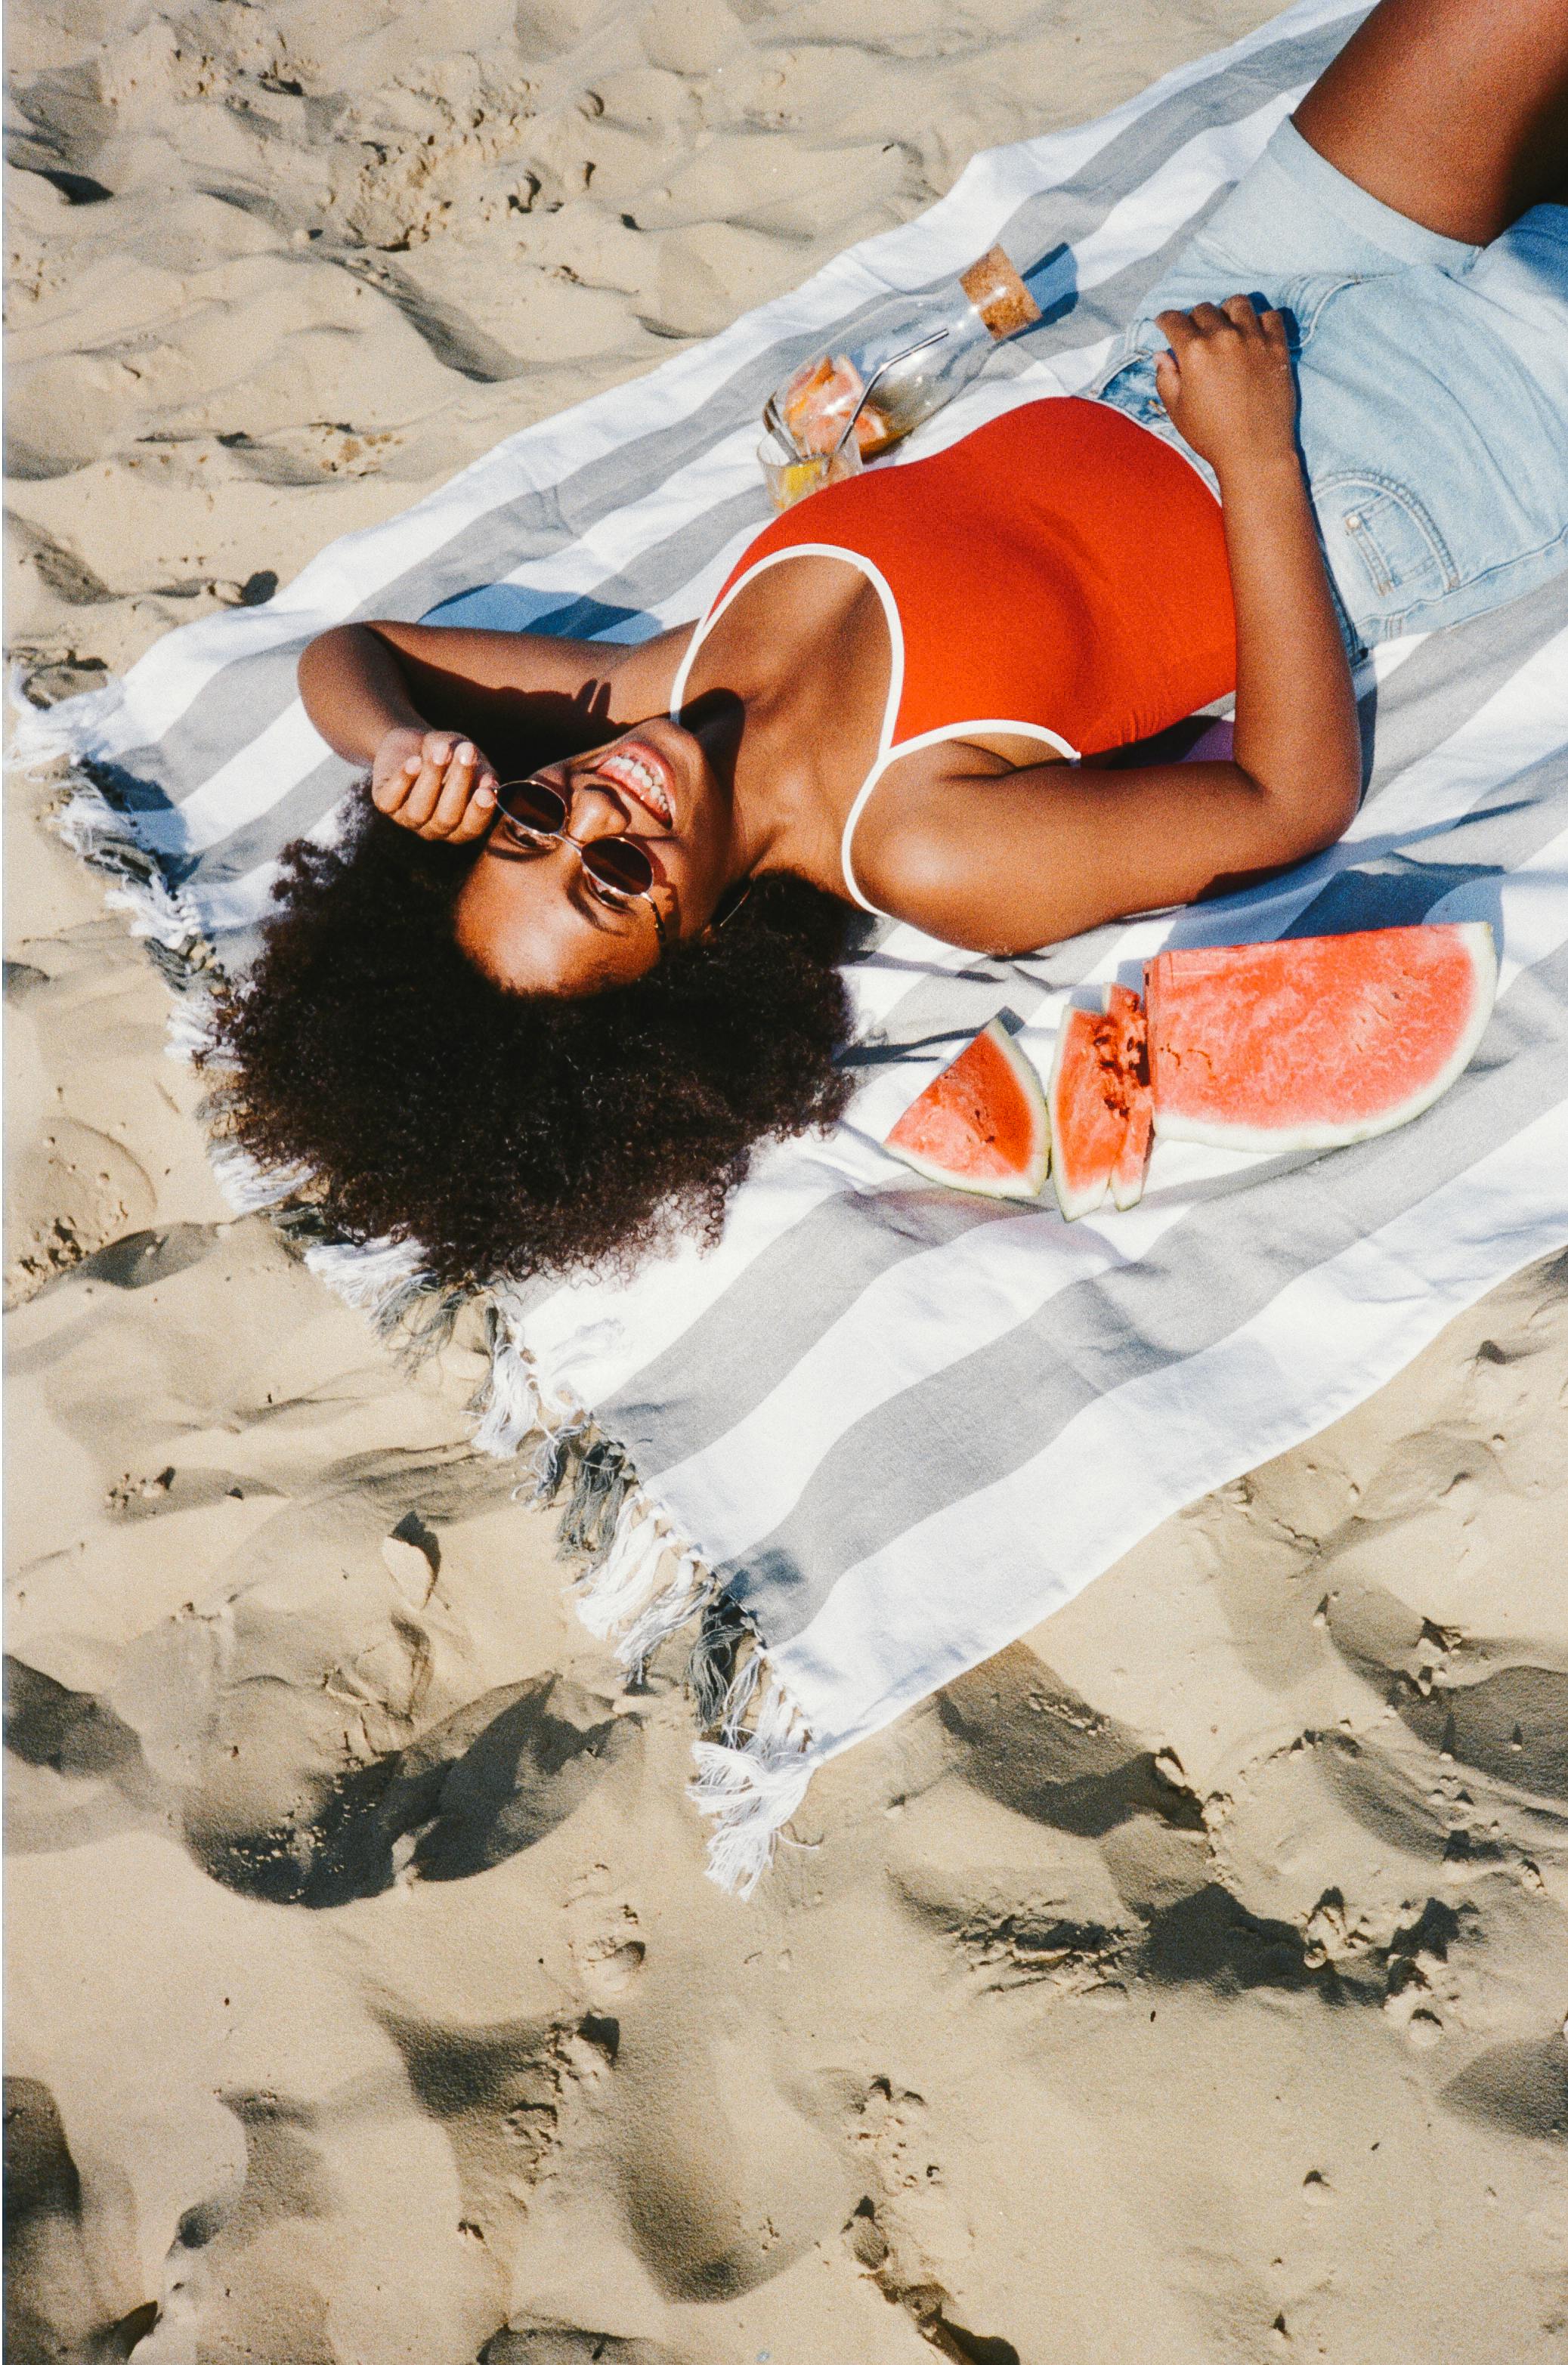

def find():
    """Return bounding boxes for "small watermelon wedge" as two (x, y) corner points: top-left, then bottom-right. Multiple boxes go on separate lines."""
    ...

(1047, 1006), (1124, 1221)
(1047, 987), (1155, 1221)
(1104, 983), (1154, 1211)
(1146, 923), (1498, 1154)
(883, 1018), (1050, 1199)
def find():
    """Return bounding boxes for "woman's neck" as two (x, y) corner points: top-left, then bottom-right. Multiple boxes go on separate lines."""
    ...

(682, 557), (895, 897)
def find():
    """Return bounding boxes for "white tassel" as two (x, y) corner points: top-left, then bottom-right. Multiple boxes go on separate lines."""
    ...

(49, 782), (136, 861)
(524, 1411), (592, 1503)
(571, 1501), (666, 1640)
(472, 1332), (543, 1459)
(48, 784), (206, 957)
(302, 1232), (428, 1309)
(165, 992), (218, 1065)
(614, 1547), (714, 1679)
(104, 872), (202, 955)
(471, 1286), (579, 1461)
(208, 1142), (313, 1214)
(690, 1671), (815, 1899)
(717, 1645), (762, 1746)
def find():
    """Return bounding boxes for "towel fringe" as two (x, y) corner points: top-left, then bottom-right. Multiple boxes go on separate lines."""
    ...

(298, 1232), (468, 1364)
(690, 1668), (816, 1900)
(572, 1501), (670, 1640)
(467, 1319), (817, 1895)
(164, 989), (220, 1065)
(209, 1141), (315, 1215)
(471, 1296), (552, 1458)
(614, 1547), (714, 1677)
(45, 779), (210, 984)
(301, 1230), (429, 1310)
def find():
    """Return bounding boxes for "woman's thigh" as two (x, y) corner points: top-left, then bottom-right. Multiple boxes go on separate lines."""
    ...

(1149, 115), (1482, 303)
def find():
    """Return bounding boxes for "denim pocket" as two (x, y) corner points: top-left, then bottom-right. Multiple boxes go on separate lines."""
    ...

(1268, 272), (1359, 349)
(1319, 472), (1460, 606)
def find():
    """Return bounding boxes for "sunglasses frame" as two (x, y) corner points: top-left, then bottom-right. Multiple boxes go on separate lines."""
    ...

(492, 775), (669, 947)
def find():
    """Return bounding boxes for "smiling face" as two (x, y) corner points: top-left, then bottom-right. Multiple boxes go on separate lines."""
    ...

(453, 717), (737, 995)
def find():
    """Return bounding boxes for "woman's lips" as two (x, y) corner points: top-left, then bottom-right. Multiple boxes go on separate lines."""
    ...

(595, 741), (676, 829)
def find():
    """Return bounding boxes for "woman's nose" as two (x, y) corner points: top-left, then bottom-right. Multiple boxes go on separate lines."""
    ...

(566, 779), (636, 840)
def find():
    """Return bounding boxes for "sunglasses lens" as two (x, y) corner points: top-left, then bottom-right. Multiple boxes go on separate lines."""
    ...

(496, 778), (568, 836)
(581, 837), (654, 898)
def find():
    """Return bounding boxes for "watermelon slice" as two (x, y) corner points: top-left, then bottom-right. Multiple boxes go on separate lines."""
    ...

(883, 1018), (1050, 1199)
(1146, 923), (1497, 1153)
(1104, 984), (1154, 1211)
(1047, 987), (1153, 1221)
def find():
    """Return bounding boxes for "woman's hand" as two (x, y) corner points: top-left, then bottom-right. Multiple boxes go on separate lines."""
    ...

(370, 726), (499, 844)
(1153, 295), (1297, 477)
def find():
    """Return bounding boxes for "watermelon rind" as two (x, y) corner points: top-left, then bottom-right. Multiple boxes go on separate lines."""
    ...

(1149, 922), (1498, 1155)
(1110, 1101), (1152, 1212)
(1047, 1006), (1112, 1223)
(883, 1018), (1050, 1200)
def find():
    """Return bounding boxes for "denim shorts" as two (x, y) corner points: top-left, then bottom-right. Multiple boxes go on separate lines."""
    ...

(1093, 119), (1568, 654)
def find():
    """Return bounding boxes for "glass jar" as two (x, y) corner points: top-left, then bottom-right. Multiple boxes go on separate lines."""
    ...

(762, 244), (1041, 504)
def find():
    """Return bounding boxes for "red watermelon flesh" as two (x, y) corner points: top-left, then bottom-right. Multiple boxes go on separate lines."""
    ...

(1146, 923), (1497, 1154)
(1048, 1001), (1143, 1222)
(1104, 984), (1154, 1211)
(883, 1017), (1050, 1199)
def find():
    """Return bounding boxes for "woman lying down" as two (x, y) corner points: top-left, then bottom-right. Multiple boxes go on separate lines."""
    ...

(211, 0), (1568, 1290)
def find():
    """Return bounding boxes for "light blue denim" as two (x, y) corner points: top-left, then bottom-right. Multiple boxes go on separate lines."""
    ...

(1093, 118), (1568, 656)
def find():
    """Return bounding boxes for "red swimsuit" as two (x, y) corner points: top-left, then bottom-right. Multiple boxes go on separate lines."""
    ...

(670, 395), (1237, 913)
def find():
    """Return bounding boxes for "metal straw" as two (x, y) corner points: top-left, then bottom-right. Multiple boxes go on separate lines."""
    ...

(828, 324), (951, 462)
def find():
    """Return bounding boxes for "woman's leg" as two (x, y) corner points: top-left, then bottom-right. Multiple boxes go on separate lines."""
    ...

(1293, 0), (1568, 246)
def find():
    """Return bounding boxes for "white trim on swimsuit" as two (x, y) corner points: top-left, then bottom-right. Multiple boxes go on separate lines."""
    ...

(670, 543), (1080, 918)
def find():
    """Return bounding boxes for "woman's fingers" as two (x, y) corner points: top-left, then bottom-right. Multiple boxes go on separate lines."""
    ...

(400, 752), (450, 829)
(1159, 295), (1276, 347)
(417, 737), (499, 840)
(402, 731), (469, 827)
(430, 741), (480, 835)
(371, 728), (497, 839)
(447, 778), (496, 845)
(372, 762), (416, 815)
(1154, 306), (1198, 356)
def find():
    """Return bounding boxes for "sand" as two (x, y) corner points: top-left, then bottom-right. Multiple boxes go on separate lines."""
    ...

(7, 0), (1568, 2356)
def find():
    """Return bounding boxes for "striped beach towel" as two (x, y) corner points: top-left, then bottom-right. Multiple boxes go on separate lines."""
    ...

(25, 0), (1568, 1894)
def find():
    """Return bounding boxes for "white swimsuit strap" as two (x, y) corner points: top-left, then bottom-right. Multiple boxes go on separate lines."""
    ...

(673, 539), (1080, 919)
(672, 543), (907, 913)
(840, 719), (1081, 917)
(839, 755), (898, 915)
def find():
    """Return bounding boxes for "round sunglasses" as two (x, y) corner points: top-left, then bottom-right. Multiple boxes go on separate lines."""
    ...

(493, 775), (668, 945)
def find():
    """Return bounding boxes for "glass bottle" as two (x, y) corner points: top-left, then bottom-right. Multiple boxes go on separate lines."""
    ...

(760, 244), (1041, 509)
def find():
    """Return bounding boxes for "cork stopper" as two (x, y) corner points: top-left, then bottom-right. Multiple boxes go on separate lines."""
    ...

(959, 243), (1041, 341)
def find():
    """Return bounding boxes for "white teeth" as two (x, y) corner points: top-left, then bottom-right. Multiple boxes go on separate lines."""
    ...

(601, 750), (671, 825)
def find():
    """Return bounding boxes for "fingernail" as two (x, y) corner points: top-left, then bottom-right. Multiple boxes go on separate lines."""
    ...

(456, 742), (475, 763)
(475, 785), (494, 806)
(404, 756), (421, 772)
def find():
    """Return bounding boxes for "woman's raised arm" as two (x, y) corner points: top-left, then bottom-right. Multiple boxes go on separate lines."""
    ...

(297, 617), (692, 842)
(857, 300), (1363, 953)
